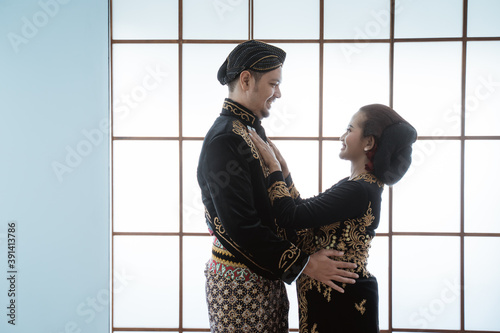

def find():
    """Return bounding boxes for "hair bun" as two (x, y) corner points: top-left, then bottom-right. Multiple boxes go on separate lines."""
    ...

(373, 122), (417, 185)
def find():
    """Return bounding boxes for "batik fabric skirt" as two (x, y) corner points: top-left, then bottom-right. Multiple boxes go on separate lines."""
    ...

(204, 252), (289, 332)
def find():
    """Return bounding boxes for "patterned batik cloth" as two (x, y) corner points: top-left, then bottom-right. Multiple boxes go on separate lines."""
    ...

(205, 261), (289, 333)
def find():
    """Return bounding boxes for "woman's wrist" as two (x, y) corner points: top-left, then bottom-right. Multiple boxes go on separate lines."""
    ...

(281, 163), (290, 178)
(268, 161), (282, 174)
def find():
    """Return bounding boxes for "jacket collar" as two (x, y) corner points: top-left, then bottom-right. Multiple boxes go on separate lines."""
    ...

(221, 98), (260, 127)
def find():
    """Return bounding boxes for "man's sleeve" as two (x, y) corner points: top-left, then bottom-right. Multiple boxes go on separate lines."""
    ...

(204, 133), (308, 283)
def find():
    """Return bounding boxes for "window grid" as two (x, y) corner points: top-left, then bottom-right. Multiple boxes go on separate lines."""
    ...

(110, 0), (500, 332)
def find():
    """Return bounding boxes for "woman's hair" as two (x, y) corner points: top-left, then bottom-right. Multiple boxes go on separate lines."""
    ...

(358, 104), (417, 185)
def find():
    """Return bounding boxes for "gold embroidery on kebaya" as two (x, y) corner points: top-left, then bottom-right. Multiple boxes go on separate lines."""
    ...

(288, 182), (300, 200)
(232, 120), (269, 177)
(296, 203), (376, 331)
(355, 299), (367, 315)
(295, 229), (316, 254)
(223, 100), (256, 124)
(351, 172), (384, 188)
(318, 202), (375, 279)
(298, 274), (329, 333)
(268, 181), (290, 205)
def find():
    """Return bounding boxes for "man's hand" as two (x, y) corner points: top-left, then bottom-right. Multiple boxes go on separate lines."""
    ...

(302, 249), (359, 293)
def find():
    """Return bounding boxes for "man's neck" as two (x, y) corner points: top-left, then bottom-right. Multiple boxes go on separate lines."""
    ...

(226, 96), (261, 120)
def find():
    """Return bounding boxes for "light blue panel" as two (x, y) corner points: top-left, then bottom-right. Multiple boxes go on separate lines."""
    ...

(468, 0), (500, 37)
(0, 0), (109, 332)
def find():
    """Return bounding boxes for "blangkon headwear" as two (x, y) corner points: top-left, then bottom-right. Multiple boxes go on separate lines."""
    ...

(217, 40), (286, 85)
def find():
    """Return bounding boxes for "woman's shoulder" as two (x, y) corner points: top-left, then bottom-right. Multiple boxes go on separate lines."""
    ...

(351, 173), (384, 188)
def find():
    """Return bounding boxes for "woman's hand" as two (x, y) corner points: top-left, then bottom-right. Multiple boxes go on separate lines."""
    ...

(247, 128), (281, 174)
(267, 139), (289, 178)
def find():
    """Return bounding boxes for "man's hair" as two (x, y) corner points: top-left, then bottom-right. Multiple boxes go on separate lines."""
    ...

(227, 70), (265, 92)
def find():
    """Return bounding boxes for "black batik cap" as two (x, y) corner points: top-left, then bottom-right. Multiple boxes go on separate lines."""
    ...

(217, 40), (286, 85)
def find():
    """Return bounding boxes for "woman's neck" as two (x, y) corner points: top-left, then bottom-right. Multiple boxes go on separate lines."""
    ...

(349, 161), (369, 180)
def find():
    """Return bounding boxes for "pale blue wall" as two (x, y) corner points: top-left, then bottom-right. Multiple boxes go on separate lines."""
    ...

(0, 0), (110, 332)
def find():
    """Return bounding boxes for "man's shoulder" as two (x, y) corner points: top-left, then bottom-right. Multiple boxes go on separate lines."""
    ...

(204, 117), (248, 145)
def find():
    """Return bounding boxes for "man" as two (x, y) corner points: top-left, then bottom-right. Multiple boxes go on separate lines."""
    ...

(197, 40), (358, 332)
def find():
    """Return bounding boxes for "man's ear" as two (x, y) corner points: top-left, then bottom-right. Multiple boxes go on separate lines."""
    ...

(239, 70), (252, 91)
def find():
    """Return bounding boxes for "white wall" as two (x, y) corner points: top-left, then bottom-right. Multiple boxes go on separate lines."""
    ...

(0, 0), (110, 332)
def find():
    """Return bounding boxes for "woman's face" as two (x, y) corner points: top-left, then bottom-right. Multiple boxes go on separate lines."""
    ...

(339, 111), (369, 161)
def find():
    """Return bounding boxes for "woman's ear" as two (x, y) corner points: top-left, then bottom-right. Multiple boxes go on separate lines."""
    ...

(364, 135), (375, 151)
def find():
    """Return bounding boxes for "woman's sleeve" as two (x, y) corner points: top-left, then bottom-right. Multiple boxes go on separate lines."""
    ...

(267, 171), (368, 229)
(283, 173), (305, 204)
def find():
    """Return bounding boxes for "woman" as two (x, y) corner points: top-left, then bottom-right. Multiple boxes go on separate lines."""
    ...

(249, 104), (417, 333)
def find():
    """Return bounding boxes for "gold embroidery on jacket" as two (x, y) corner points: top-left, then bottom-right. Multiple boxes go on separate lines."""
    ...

(209, 215), (272, 274)
(205, 207), (212, 223)
(223, 100), (256, 124)
(268, 181), (291, 205)
(278, 246), (300, 271)
(355, 299), (367, 315)
(232, 120), (269, 177)
(274, 218), (287, 239)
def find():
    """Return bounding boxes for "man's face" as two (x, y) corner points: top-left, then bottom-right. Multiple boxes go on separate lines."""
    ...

(247, 67), (282, 120)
